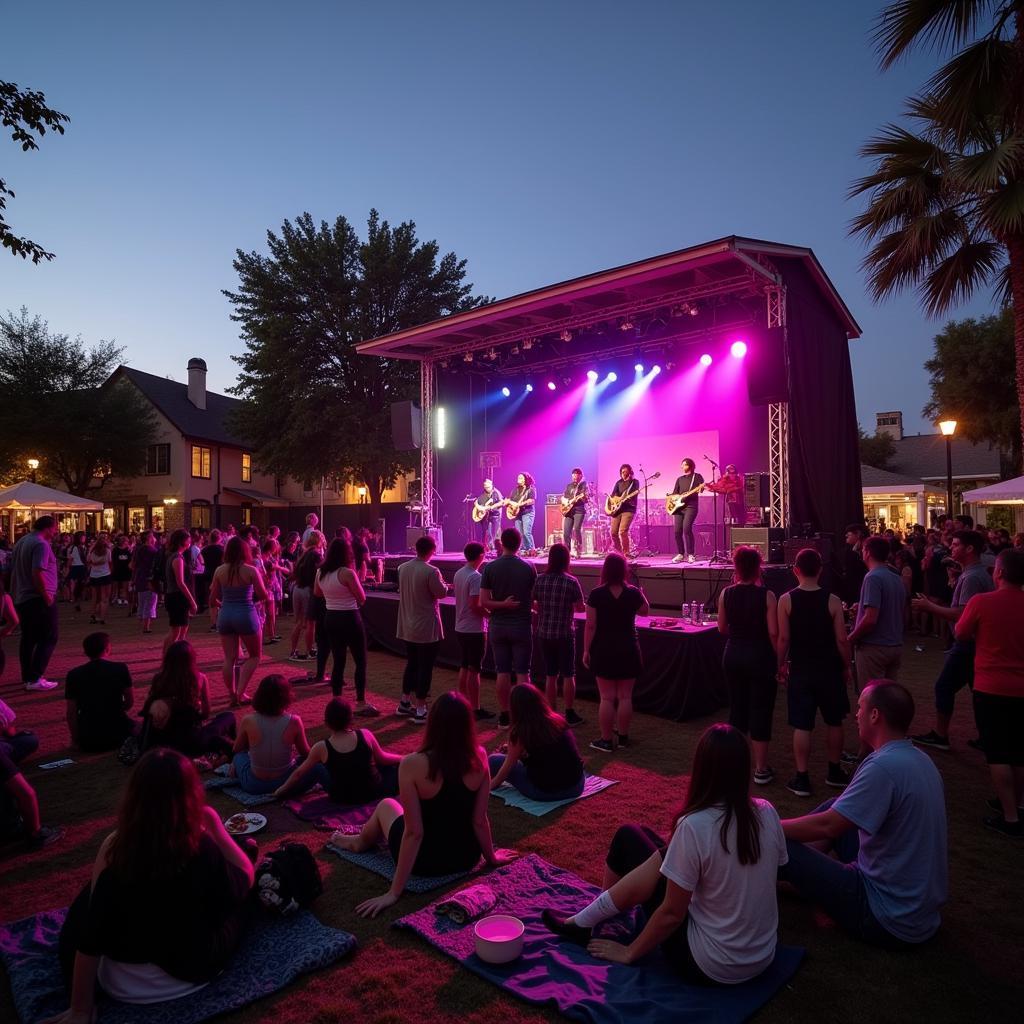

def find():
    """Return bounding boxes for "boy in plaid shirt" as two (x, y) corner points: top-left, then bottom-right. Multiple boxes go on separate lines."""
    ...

(533, 544), (586, 726)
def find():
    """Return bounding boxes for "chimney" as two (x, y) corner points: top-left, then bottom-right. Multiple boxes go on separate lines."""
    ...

(187, 357), (207, 410)
(875, 410), (903, 441)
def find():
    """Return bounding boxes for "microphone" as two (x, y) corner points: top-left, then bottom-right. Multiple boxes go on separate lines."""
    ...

(649, 471), (661, 481)
(703, 454), (719, 468)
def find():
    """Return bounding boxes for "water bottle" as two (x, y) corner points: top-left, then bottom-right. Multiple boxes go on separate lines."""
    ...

(681, 601), (690, 624)
(691, 601), (702, 624)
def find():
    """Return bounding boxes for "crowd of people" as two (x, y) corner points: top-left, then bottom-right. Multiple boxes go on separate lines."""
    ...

(0, 507), (1021, 1015)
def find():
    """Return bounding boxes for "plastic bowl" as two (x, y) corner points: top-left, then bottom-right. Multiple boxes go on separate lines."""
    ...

(474, 914), (525, 964)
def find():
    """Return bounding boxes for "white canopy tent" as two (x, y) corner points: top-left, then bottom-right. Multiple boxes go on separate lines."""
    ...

(0, 481), (103, 543)
(962, 475), (1024, 533)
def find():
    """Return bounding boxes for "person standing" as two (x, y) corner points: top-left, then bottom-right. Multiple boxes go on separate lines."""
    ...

(776, 548), (852, 796)
(908, 529), (995, 752)
(561, 468), (588, 558)
(840, 523), (868, 607)
(301, 512), (319, 545)
(67, 531), (88, 611)
(508, 472), (538, 556)
(452, 541), (493, 721)
(533, 542), (586, 726)
(955, 548), (1024, 838)
(11, 515), (60, 691)
(607, 465), (639, 559)
(848, 536), (905, 686)
(668, 458), (704, 564)
(86, 535), (113, 624)
(717, 546), (779, 784)
(163, 529), (198, 655)
(480, 528), (538, 729)
(396, 536), (449, 725)
(111, 534), (132, 607)
(130, 531), (159, 635)
(474, 479), (504, 551)
(201, 529), (224, 629)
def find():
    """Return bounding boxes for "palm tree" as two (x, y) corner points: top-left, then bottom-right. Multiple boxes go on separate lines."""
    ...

(850, 1), (1024, 458)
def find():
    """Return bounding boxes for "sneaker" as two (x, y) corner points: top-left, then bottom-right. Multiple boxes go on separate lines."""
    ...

(27, 825), (65, 850)
(984, 815), (1024, 839)
(839, 750), (861, 766)
(966, 737), (985, 752)
(826, 765), (851, 789)
(355, 703), (380, 717)
(395, 701), (415, 717)
(753, 766), (774, 785)
(589, 738), (614, 753)
(271, 635), (282, 642)
(786, 772), (812, 797)
(541, 908), (591, 945)
(265, 637), (280, 645)
(413, 707), (428, 725)
(987, 797), (1024, 816)
(498, 711), (510, 729)
(615, 732), (630, 749)
(565, 709), (585, 727)
(912, 730), (951, 751)
(309, 647), (318, 657)
(288, 651), (308, 661)
(671, 554), (686, 564)
(474, 708), (496, 721)
(24, 679), (58, 692)
(686, 554), (696, 564)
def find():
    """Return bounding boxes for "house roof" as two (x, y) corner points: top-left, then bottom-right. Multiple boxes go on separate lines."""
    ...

(887, 434), (1002, 482)
(859, 464), (944, 492)
(223, 486), (290, 507)
(111, 366), (250, 449)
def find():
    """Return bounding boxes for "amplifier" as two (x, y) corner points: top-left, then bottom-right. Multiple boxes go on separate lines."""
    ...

(545, 504), (564, 537)
(405, 526), (443, 552)
(545, 494), (561, 505)
(743, 473), (770, 522)
(783, 536), (834, 565)
(730, 526), (786, 564)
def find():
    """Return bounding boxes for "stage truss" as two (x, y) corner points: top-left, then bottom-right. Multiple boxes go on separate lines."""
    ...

(766, 282), (790, 529)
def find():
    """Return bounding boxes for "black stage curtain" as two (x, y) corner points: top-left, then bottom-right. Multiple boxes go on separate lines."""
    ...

(361, 594), (727, 723)
(777, 258), (863, 545)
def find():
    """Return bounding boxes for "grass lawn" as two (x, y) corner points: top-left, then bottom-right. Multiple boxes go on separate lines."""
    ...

(1, 604), (1020, 1024)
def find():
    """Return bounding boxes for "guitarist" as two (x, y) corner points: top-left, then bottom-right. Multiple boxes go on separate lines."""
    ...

(608, 464), (639, 559)
(561, 468), (588, 558)
(669, 458), (704, 564)
(474, 478), (504, 551)
(507, 472), (538, 556)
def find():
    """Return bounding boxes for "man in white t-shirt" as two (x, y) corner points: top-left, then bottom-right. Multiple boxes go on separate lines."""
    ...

(452, 542), (493, 721)
(301, 513), (319, 545)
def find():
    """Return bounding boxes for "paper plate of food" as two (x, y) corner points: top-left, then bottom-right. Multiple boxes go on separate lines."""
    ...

(224, 812), (267, 835)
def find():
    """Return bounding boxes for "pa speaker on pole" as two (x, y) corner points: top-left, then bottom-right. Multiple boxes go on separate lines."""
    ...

(745, 324), (789, 406)
(390, 401), (422, 450)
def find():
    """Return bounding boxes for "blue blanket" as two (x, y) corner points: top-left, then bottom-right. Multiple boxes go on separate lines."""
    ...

(0, 908), (356, 1024)
(202, 766), (277, 807)
(324, 842), (474, 893)
(394, 853), (803, 1024)
(491, 774), (618, 816)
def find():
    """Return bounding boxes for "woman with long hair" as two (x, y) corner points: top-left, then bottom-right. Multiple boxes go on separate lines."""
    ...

(316, 537), (375, 714)
(489, 683), (585, 801)
(230, 674), (310, 794)
(584, 552), (649, 752)
(509, 471), (538, 556)
(53, 749), (254, 1017)
(67, 531), (88, 611)
(334, 691), (517, 918)
(163, 528), (198, 654)
(141, 640), (236, 762)
(288, 532), (324, 664)
(543, 724), (787, 984)
(717, 546), (779, 785)
(209, 536), (268, 706)
(260, 538), (283, 645)
(87, 535), (113, 624)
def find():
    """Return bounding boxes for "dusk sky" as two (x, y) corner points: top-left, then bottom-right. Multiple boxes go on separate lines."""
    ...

(2, 1), (997, 437)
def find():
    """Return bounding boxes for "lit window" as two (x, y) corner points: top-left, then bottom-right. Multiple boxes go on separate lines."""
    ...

(242, 453), (252, 483)
(191, 446), (211, 479)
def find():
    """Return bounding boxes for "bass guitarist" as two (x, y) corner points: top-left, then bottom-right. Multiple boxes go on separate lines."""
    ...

(606, 464), (639, 559)
(560, 468), (588, 557)
(472, 478), (504, 551)
(668, 457), (704, 563)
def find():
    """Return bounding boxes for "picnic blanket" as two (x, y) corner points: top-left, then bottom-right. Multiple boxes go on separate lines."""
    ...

(324, 842), (475, 894)
(283, 791), (376, 831)
(490, 774), (618, 816)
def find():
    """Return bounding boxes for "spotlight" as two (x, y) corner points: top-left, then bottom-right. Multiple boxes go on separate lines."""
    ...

(510, 344), (520, 355)
(525, 383), (533, 393)
(606, 371), (618, 383)
(560, 329), (573, 342)
(634, 362), (644, 373)
(487, 347), (498, 361)
(523, 337), (535, 350)
(587, 369), (599, 382)
(651, 364), (661, 375)
(546, 380), (557, 391)
(501, 386), (511, 397)
(700, 353), (713, 367)
(688, 302), (700, 317)
(730, 341), (748, 359)
(619, 318), (634, 332)
(463, 352), (474, 363)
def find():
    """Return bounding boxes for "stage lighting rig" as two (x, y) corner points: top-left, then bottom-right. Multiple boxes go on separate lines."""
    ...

(560, 329), (573, 342)
(523, 337), (535, 350)
(486, 347), (498, 361)
(463, 352), (474, 363)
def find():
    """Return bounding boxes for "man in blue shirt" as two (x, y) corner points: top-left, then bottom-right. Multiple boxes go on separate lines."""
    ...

(10, 516), (60, 691)
(779, 682), (948, 947)
(848, 536), (905, 687)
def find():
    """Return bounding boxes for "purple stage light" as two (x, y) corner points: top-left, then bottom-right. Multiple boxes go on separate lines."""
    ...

(651, 364), (661, 375)
(730, 340), (747, 359)
(501, 386), (511, 397)
(634, 362), (644, 373)
(587, 370), (599, 382)
(525, 383), (533, 393)
(606, 371), (617, 383)
(700, 353), (713, 367)
(546, 380), (557, 391)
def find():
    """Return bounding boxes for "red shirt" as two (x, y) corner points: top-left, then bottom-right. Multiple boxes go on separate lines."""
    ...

(955, 587), (1024, 697)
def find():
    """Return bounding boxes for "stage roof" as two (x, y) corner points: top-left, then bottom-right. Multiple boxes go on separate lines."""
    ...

(356, 236), (861, 362)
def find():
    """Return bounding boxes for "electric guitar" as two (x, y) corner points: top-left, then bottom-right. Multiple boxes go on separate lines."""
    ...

(472, 496), (503, 523)
(560, 489), (586, 517)
(605, 484), (639, 516)
(665, 483), (705, 515)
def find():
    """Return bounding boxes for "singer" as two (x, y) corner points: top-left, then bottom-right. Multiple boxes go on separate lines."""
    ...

(670, 457), (704, 563)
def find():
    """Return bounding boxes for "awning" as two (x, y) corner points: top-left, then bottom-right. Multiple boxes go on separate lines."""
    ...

(0, 480), (103, 512)
(962, 475), (1024, 505)
(223, 487), (291, 508)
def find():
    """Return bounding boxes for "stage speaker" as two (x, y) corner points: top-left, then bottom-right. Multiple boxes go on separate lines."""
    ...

(390, 401), (421, 450)
(545, 503), (564, 538)
(731, 526), (787, 563)
(746, 324), (789, 406)
(743, 473), (770, 519)
(783, 535), (834, 565)
(405, 526), (443, 552)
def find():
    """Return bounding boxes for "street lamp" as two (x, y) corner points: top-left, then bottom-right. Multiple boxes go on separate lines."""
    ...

(27, 458), (39, 483)
(939, 420), (957, 518)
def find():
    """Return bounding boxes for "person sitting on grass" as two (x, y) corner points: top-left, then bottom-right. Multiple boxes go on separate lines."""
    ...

(0, 697), (63, 849)
(543, 723), (787, 984)
(140, 641), (236, 766)
(229, 674), (310, 794)
(274, 696), (402, 804)
(48, 749), (254, 1021)
(779, 681), (947, 947)
(489, 683), (585, 801)
(64, 632), (135, 753)
(333, 691), (517, 918)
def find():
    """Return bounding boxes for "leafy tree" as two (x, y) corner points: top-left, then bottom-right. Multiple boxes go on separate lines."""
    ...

(849, 1), (1024, 458)
(225, 210), (487, 511)
(0, 307), (158, 494)
(858, 426), (896, 470)
(923, 308), (1020, 466)
(1, 81), (70, 263)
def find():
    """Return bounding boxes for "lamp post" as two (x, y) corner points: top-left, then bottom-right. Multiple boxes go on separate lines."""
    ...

(939, 420), (957, 519)
(27, 458), (39, 483)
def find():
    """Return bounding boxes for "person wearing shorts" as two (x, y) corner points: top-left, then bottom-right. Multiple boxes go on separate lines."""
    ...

(777, 548), (852, 797)
(453, 542), (493, 720)
(533, 543), (585, 726)
(480, 528), (537, 729)
(163, 529), (197, 654)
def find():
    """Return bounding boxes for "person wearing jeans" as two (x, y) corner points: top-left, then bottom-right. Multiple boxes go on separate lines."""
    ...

(669, 458), (704, 564)
(10, 516), (60, 691)
(561, 469), (588, 557)
(509, 472), (538, 555)
(396, 536), (448, 724)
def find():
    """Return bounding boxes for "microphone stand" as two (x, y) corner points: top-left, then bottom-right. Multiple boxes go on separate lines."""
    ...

(704, 456), (729, 564)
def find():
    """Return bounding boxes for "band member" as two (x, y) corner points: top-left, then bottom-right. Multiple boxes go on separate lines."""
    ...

(509, 472), (538, 555)
(670, 458), (704, 564)
(561, 468), (588, 557)
(474, 478), (504, 550)
(608, 464), (639, 558)
(707, 463), (744, 525)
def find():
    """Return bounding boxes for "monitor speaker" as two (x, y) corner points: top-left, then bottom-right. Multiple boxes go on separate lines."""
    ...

(730, 526), (787, 563)
(746, 324), (789, 405)
(391, 401), (421, 450)
(743, 472), (770, 516)
(405, 526), (443, 552)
